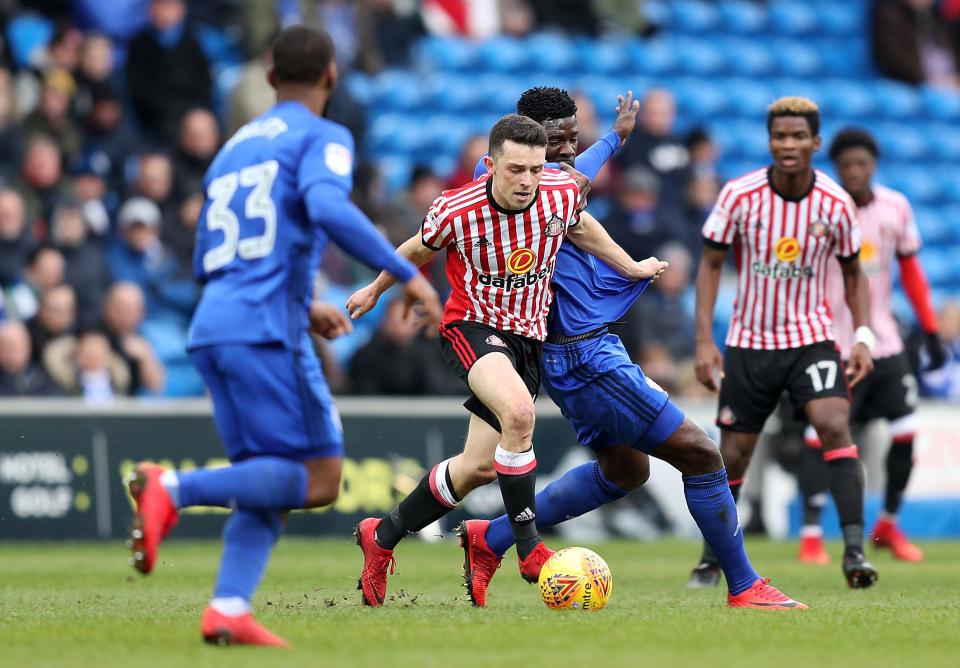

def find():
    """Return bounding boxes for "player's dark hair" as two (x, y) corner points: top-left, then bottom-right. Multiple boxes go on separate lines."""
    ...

(828, 128), (879, 162)
(767, 96), (820, 136)
(488, 114), (548, 159)
(516, 87), (578, 123)
(271, 25), (335, 85)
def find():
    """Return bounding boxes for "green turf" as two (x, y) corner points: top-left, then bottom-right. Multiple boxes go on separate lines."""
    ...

(1, 537), (958, 668)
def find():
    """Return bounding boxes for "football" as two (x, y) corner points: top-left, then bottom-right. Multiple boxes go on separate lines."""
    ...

(537, 547), (613, 611)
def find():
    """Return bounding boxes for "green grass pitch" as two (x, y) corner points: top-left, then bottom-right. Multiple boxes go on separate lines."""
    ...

(1, 537), (959, 668)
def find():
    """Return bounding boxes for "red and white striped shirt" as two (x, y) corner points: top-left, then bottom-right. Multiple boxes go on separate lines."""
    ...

(421, 170), (580, 341)
(824, 185), (920, 359)
(702, 167), (861, 350)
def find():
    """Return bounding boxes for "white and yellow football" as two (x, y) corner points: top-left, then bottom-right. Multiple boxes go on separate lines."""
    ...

(537, 547), (613, 611)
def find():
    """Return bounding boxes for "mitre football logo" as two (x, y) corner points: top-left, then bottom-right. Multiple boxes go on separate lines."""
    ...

(507, 248), (537, 274)
(774, 236), (801, 262)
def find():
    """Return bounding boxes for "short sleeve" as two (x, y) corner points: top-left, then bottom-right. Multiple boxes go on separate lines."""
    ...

(701, 182), (739, 246)
(297, 123), (355, 196)
(421, 196), (455, 250)
(895, 197), (922, 257)
(833, 195), (862, 259)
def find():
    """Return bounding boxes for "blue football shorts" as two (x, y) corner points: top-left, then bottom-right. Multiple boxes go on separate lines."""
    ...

(541, 333), (684, 453)
(190, 341), (344, 463)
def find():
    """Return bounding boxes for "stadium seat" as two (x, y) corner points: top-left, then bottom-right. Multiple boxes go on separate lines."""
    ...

(815, 1), (862, 37)
(872, 81), (924, 120)
(368, 114), (426, 154)
(724, 78), (776, 118)
(672, 78), (731, 121)
(771, 39), (825, 78)
(524, 33), (578, 73)
(474, 74), (525, 113)
(5, 13), (53, 69)
(940, 169), (960, 204)
(919, 247), (955, 287)
(345, 73), (374, 107)
(914, 207), (952, 246)
(578, 39), (630, 75)
(673, 37), (727, 76)
(768, 2), (819, 37)
(422, 74), (484, 113)
(873, 123), (930, 162)
(416, 36), (477, 72)
(821, 80), (877, 118)
(883, 166), (944, 205)
(925, 124), (960, 162)
(476, 37), (529, 73)
(922, 87), (960, 122)
(421, 115), (474, 155)
(629, 38), (679, 75)
(718, 38), (776, 78)
(375, 70), (427, 112)
(669, 0), (721, 34)
(376, 154), (414, 194)
(718, 1), (768, 35)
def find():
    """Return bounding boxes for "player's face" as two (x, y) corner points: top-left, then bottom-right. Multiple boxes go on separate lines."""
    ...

(834, 146), (875, 199)
(769, 117), (820, 175)
(490, 140), (546, 209)
(542, 116), (579, 166)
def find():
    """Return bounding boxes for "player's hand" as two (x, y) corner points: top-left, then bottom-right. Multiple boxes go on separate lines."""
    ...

(847, 343), (874, 388)
(402, 274), (442, 334)
(121, 334), (152, 361)
(695, 340), (724, 392)
(556, 163), (592, 206)
(924, 331), (948, 370)
(633, 257), (669, 282)
(613, 90), (640, 145)
(309, 301), (354, 339)
(346, 284), (381, 320)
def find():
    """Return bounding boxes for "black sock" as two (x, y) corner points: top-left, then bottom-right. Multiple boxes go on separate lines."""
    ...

(701, 480), (742, 564)
(885, 438), (914, 515)
(798, 445), (829, 527)
(825, 452), (864, 555)
(375, 459), (459, 550)
(494, 446), (540, 560)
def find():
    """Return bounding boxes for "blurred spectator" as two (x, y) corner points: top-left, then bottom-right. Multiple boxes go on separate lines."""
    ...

(125, 0), (213, 143)
(101, 282), (165, 394)
(107, 196), (198, 323)
(22, 68), (81, 163)
(918, 300), (960, 400)
(73, 33), (117, 121)
(0, 68), (25, 182)
(80, 83), (139, 199)
(603, 167), (683, 262)
(421, 0), (500, 38)
(17, 134), (69, 226)
(132, 152), (178, 233)
(615, 89), (690, 211)
(624, 242), (696, 364)
(871, 0), (960, 89)
(69, 157), (112, 236)
(685, 127), (719, 175)
(355, 0), (425, 72)
(0, 189), (32, 287)
(226, 51), (273, 136)
(45, 328), (131, 403)
(72, 0), (151, 45)
(0, 320), (63, 397)
(682, 169), (721, 259)
(170, 190), (202, 270)
(349, 297), (460, 395)
(44, 24), (84, 72)
(4, 246), (66, 322)
(445, 134), (488, 189)
(50, 201), (110, 326)
(595, 0), (655, 37)
(382, 165), (444, 244)
(500, 0), (536, 37)
(529, 0), (600, 35)
(27, 283), (76, 363)
(172, 108), (219, 199)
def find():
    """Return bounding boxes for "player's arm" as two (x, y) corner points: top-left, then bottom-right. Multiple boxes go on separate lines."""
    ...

(573, 90), (639, 178)
(566, 211), (667, 281)
(839, 254), (875, 387)
(694, 242), (727, 392)
(898, 254), (946, 369)
(345, 232), (438, 320)
(309, 301), (353, 340)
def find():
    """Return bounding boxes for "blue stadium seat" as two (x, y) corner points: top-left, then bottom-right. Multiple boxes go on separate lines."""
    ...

(629, 38), (679, 75)
(374, 70), (426, 112)
(872, 81), (924, 120)
(669, 0), (721, 34)
(345, 73), (374, 107)
(724, 79), (776, 118)
(474, 74), (525, 113)
(914, 207), (952, 246)
(672, 78), (730, 121)
(923, 87), (960, 122)
(525, 33), (578, 73)
(718, 38), (775, 78)
(883, 166), (944, 205)
(815, 1), (862, 37)
(577, 76), (651, 117)
(368, 114), (426, 154)
(873, 123), (931, 162)
(673, 37), (727, 76)
(768, 1), (819, 37)
(422, 74), (484, 113)
(578, 39), (630, 75)
(420, 115), (474, 156)
(416, 36), (477, 72)
(376, 155), (414, 194)
(5, 13), (53, 69)
(822, 80), (877, 118)
(925, 124), (960, 162)
(711, 120), (768, 161)
(940, 169), (960, 204)
(719, 1), (768, 35)
(771, 39), (825, 78)
(476, 37), (529, 73)
(919, 247), (955, 287)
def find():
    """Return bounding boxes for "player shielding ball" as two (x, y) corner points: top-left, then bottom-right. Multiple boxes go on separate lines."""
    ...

(691, 97), (879, 589)
(124, 25), (440, 647)
(348, 114), (667, 607)
(796, 128), (947, 564)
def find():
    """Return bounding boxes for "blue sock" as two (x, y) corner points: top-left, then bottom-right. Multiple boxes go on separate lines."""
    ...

(213, 509), (283, 602)
(486, 461), (627, 557)
(683, 468), (759, 595)
(176, 456), (308, 511)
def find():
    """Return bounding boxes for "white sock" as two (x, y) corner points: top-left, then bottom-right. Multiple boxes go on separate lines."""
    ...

(159, 470), (180, 508)
(800, 525), (823, 538)
(210, 596), (251, 617)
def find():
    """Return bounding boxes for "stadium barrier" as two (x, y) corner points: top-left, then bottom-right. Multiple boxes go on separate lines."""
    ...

(0, 398), (957, 540)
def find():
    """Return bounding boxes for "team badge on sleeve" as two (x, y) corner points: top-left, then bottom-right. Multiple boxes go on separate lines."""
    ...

(324, 142), (353, 177)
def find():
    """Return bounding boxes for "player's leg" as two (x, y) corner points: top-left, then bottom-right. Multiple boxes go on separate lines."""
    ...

(869, 355), (923, 561)
(796, 424), (831, 563)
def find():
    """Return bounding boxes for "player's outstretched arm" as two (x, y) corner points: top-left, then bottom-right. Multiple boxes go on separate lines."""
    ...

(573, 90), (639, 181)
(840, 256), (875, 387)
(898, 254), (947, 369)
(346, 233), (439, 320)
(309, 302), (354, 340)
(566, 211), (667, 281)
(694, 245), (727, 392)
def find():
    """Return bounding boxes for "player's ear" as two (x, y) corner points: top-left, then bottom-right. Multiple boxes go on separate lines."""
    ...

(483, 154), (494, 173)
(325, 62), (339, 92)
(267, 66), (278, 90)
(812, 134), (822, 152)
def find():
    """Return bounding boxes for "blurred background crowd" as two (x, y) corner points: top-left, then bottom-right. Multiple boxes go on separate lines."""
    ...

(0, 0), (959, 404)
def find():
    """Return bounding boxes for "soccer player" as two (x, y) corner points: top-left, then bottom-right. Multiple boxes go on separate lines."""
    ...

(347, 113), (667, 606)
(456, 86), (804, 611)
(690, 97), (878, 589)
(124, 26), (441, 647)
(795, 128), (946, 564)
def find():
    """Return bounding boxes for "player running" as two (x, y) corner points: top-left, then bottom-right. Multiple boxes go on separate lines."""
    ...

(456, 86), (804, 611)
(796, 128), (946, 564)
(347, 113), (667, 606)
(689, 98), (878, 590)
(124, 26), (441, 647)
